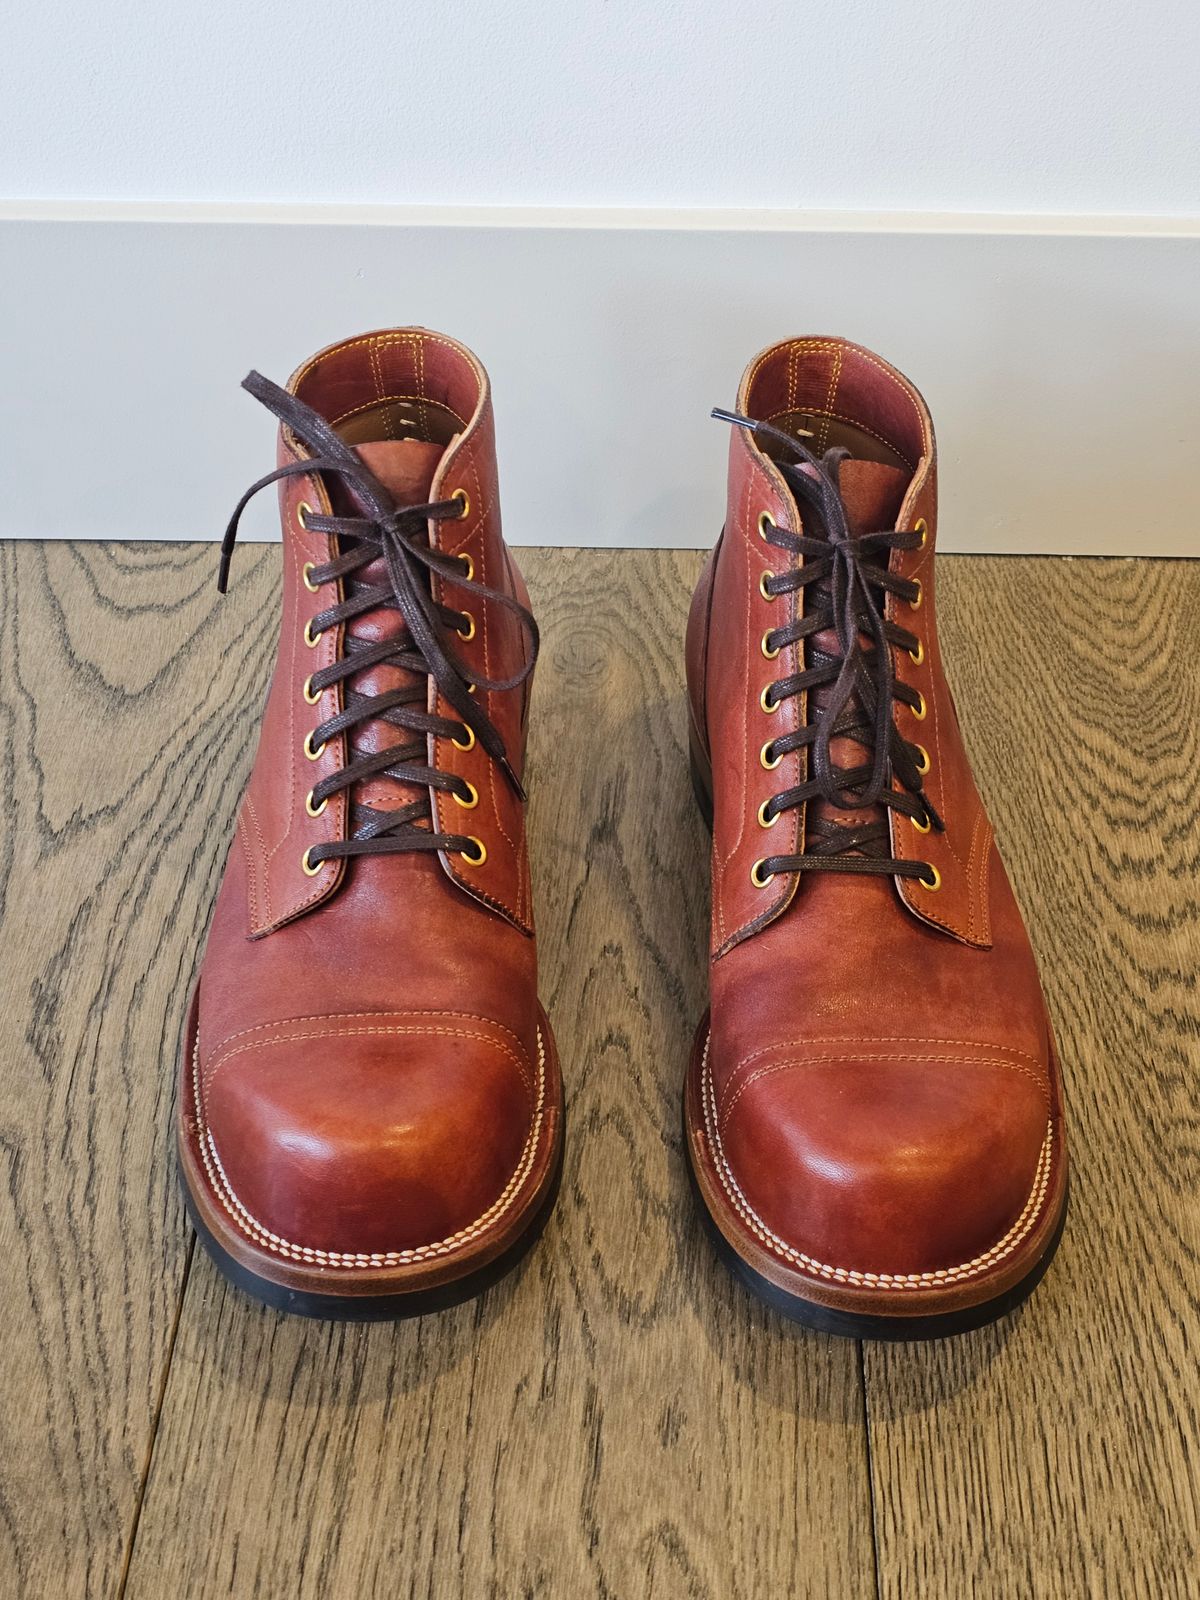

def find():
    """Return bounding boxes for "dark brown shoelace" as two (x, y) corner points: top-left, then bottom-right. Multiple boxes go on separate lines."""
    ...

(713, 409), (943, 882)
(218, 372), (537, 867)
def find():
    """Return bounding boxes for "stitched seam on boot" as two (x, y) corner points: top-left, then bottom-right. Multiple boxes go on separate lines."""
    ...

(701, 1033), (1054, 1289)
(193, 1026), (547, 1268)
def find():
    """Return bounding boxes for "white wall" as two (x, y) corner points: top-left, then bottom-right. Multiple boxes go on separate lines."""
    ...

(2, 0), (1198, 215)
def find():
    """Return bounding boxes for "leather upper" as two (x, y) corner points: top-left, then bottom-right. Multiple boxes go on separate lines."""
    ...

(189, 329), (545, 1260)
(687, 337), (1065, 1291)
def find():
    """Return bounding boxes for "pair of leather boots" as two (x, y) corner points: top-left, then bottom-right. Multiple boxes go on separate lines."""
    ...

(179, 328), (1068, 1340)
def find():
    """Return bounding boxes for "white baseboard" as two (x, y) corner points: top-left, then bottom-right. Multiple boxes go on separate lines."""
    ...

(1, 202), (1197, 555)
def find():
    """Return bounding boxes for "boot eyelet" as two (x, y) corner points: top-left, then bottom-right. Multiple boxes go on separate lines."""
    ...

(911, 691), (927, 721)
(760, 685), (781, 714)
(760, 740), (782, 771)
(761, 630), (781, 660)
(912, 811), (932, 835)
(304, 619), (323, 648)
(908, 639), (924, 666)
(456, 612), (476, 642)
(918, 864), (941, 891)
(914, 742), (930, 774)
(909, 579), (923, 610)
(302, 674), (321, 705)
(757, 512), (775, 541)
(457, 552), (474, 581)
(302, 561), (320, 592)
(750, 858), (775, 888)
(451, 724), (476, 752)
(301, 847), (322, 876)
(303, 730), (326, 761)
(305, 789), (327, 818)
(453, 780), (479, 810)
(452, 488), (470, 519)
(757, 799), (779, 829)
(759, 572), (776, 601)
(297, 501), (314, 531)
(914, 517), (928, 549)
(461, 836), (487, 866)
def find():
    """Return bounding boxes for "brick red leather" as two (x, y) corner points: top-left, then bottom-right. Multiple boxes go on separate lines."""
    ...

(178, 329), (561, 1303)
(685, 337), (1068, 1322)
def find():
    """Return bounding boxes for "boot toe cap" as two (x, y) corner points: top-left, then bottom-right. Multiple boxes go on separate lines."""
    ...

(719, 1055), (1051, 1280)
(199, 1017), (537, 1260)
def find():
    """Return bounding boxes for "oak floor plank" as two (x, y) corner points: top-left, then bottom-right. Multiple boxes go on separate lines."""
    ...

(0, 540), (279, 1598)
(6, 543), (1198, 1599)
(121, 546), (872, 1600)
(865, 557), (1200, 1600)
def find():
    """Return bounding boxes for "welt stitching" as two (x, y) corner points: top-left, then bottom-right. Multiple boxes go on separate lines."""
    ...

(702, 1034), (1054, 1287)
(194, 1027), (546, 1267)
(721, 1051), (1051, 1129)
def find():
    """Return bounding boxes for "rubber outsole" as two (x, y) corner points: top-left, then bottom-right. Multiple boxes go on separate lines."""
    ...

(180, 1123), (565, 1322)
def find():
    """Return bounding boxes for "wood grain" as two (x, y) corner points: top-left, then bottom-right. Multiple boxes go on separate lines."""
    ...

(1, 541), (1197, 1599)
(865, 556), (1200, 1600)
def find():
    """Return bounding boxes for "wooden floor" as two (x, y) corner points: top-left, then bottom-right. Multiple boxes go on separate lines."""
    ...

(1, 541), (1198, 1599)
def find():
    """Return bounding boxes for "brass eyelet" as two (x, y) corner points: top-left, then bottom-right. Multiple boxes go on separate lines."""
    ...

(461, 836), (487, 867)
(457, 552), (475, 581)
(909, 579), (923, 610)
(305, 788), (327, 818)
(912, 810), (932, 835)
(757, 511), (775, 541)
(457, 611), (476, 642)
(303, 730), (326, 761)
(908, 639), (924, 666)
(759, 572), (776, 601)
(297, 501), (314, 531)
(757, 798), (779, 829)
(918, 864), (942, 892)
(451, 723), (476, 752)
(452, 488), (470, 520)
(750, 858), (775, 889)
(760, 740), (782, 771)
(302, 674), (321, 705)
(911, 691), (927, 721)
(914, 742), (930, 775)
(302, 561), (320, 593)
(915, 517), (928, 549)
(453, 780), (479, 810)
(760, 685), (780, 714)
(304, 619), (323, 648)
(761, 630), (781, 660)
(301, 846), (322, 876)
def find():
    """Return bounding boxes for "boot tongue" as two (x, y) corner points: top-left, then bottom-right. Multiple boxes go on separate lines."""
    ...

(333, 437), (449, 818)
(354, 438), (444, 504)
(803, 456), (912, 853)
(836, 458), (909, 538)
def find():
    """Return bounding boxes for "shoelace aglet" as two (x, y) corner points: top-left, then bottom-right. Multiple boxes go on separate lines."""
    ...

(710, 406), (815, 439)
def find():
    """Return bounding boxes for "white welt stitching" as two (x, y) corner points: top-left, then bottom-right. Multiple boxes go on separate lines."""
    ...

(700, 1031), (1054, 1290)
(193, 1026), (547, 1268)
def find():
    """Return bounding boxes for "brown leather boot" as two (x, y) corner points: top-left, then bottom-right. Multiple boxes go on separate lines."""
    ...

(684, 337), (1068, 1339)
(178, 329), (563, 1318)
